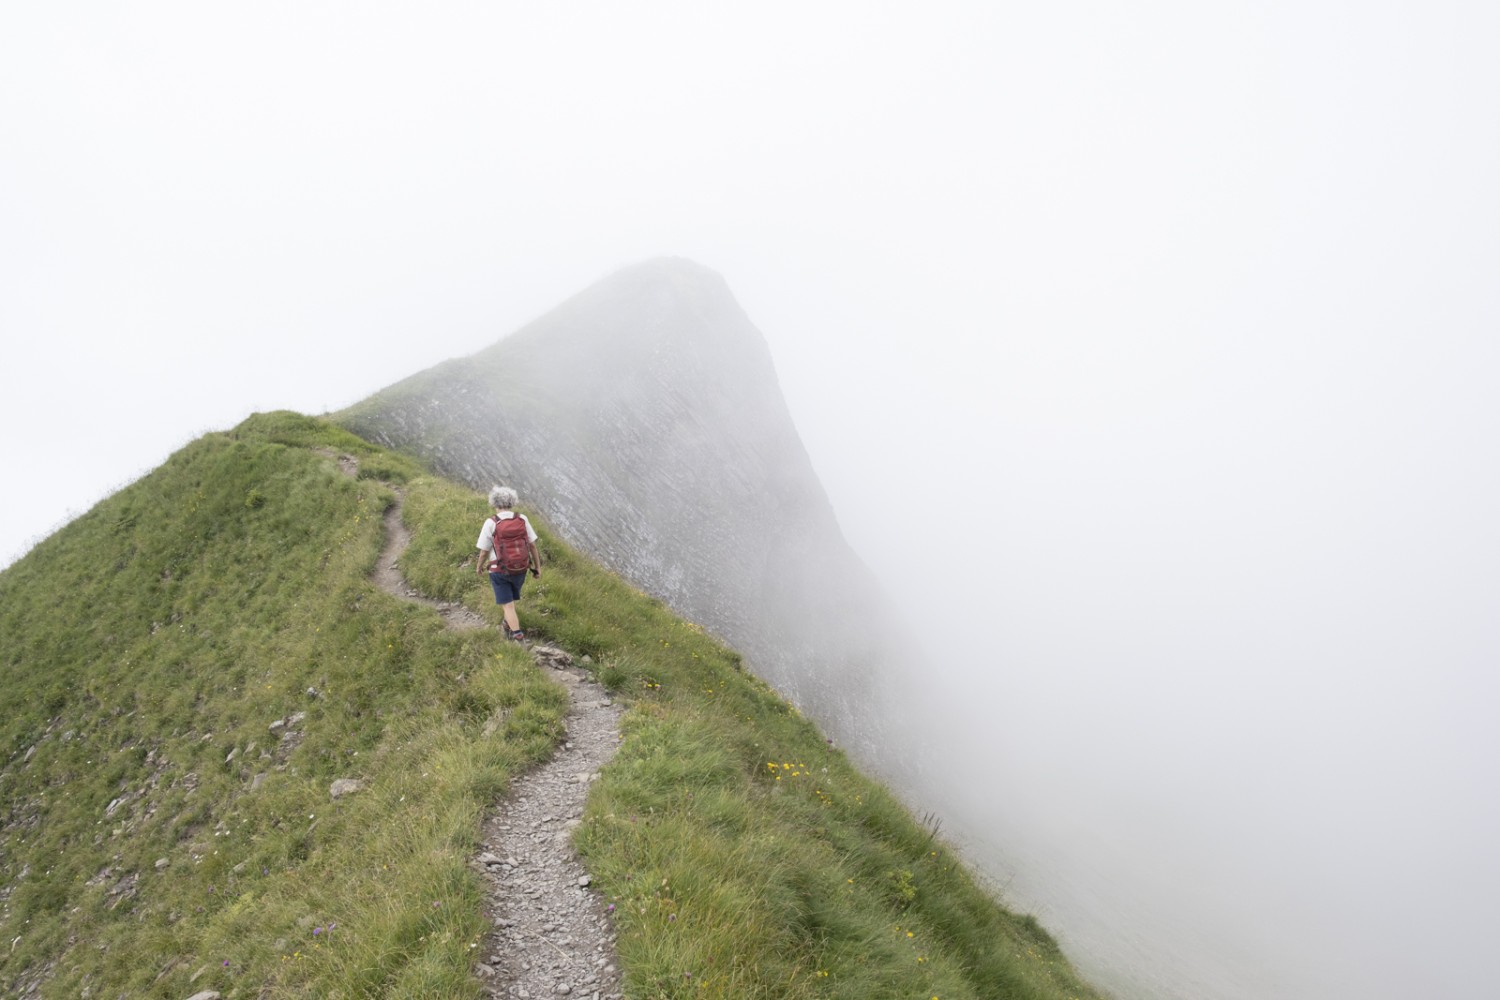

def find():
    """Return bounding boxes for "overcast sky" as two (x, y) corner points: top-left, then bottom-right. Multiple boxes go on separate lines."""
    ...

(4, 4), (1498, 999)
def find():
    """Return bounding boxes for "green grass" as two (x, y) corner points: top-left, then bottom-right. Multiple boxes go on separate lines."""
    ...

(0, 413), (565, 998)
(0, 411), (1103, 1000)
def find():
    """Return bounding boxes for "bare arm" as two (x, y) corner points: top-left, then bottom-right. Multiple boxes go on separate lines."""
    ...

(476, 518), (493, 575)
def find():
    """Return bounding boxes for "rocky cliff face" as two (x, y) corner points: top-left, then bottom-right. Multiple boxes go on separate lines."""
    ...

(341, 258), (899, 749)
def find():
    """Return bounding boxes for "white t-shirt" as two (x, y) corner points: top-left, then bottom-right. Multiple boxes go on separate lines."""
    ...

(476, 511), (538, 553)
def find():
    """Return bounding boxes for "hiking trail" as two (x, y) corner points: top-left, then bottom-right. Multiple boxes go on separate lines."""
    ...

(361, 467), (626, 1000)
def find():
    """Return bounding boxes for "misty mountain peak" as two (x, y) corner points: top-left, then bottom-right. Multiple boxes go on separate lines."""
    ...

(341, 258), (890, 731)
(485, 256), (781, 413)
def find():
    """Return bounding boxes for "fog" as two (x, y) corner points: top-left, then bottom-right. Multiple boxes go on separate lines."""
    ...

(4, 3), (1499, 998)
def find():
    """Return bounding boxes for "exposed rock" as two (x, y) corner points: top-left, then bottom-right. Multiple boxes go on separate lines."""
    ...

(105, 873), (138, 909)
(184, 991), (221, 1000)
(531, 645), (573, 670)
(329, 778), (364, 799)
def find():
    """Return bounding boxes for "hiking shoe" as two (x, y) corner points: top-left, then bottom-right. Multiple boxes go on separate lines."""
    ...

(509, 629), (526, 642)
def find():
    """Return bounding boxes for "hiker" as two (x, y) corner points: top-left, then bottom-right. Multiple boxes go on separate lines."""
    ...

(475, 485), (541, 641)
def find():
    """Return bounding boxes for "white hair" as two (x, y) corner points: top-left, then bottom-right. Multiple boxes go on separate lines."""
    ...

(488, 485), (518, 509)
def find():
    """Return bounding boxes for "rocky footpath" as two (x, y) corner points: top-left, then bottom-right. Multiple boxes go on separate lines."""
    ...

(367, 473), (625, 999)
(474, 647), (623, 999)
(374, 496), (488, 631)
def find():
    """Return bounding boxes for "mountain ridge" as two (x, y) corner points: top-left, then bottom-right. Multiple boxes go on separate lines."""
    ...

(0, 411), (1104, 999)
(339, 257), (902, 759)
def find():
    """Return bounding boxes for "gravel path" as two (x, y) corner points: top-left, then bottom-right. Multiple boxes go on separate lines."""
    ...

(474, 659), (625, 999)
(375, 497), (489, 631)
(367, 475), (626, 1000)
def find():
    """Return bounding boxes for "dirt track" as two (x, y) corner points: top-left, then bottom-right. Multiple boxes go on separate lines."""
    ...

(366, 472), (626, 999)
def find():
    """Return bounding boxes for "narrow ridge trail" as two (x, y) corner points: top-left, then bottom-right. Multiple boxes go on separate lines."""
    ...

(367, 478), (627, 1000)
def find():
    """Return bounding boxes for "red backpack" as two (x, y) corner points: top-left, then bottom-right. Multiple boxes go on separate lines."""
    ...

(489, 515), (532, 573)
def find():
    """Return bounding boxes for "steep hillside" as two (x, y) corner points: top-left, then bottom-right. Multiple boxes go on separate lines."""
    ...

(0, 412), (1102, 1000)
(337, 258), (907, 761)
(0, 413), (573, 997)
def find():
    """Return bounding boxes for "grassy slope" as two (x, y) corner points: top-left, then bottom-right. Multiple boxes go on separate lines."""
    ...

(0, 412), (1102, 1000)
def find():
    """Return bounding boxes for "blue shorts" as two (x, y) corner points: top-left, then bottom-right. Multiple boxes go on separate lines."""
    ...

(489, 570), (527, 604)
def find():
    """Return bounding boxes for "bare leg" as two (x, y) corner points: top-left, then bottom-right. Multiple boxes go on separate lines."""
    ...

(502, 602), (521, 633)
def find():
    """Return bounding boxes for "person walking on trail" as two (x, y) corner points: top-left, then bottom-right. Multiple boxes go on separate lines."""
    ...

(476, 485), (541, 641)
